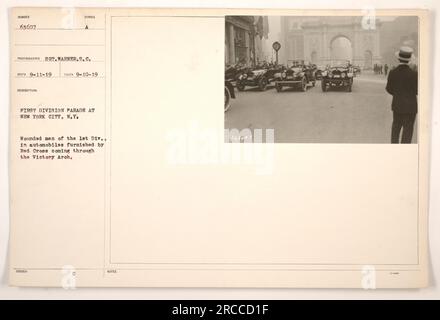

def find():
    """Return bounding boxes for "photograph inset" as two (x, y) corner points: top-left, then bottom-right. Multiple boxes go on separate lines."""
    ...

(224, 16), (419, 143)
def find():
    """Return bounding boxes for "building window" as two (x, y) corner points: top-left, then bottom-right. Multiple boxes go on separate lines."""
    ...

(234, 27), (248, 64)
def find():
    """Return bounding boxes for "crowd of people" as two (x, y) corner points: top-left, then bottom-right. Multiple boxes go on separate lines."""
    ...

(374, 63), (389, 75)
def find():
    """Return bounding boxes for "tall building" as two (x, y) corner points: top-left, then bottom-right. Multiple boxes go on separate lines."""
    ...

(225, 16), (269, 66)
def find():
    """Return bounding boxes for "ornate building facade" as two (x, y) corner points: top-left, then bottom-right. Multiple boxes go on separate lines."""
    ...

(225, 16), (268, 66)
(279, 17), (382, 69)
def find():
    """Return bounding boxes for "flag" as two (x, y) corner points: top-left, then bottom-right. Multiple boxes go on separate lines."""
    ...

(254, 16), (269, 39)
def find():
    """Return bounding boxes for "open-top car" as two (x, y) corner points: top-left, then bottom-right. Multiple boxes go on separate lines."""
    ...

(352, 65), (361, 77)
(236, 69), (268, 91)
(236, 64), (284, 92)
(225, 64), (248, 83)
(275, 60), (316, 92)
(321, 62), (354, 92)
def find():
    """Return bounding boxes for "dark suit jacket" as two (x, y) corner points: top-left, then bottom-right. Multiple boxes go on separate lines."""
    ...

(385, 64), (418, 114)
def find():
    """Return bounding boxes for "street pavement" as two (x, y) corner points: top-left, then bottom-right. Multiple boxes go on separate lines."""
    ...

(225, 72), (417, 143)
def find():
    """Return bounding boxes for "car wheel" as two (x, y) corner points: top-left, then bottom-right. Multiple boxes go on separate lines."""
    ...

(258, 78), (267, 91)
(224, 87), (231, 112)
(237, 82), (245, 91)
(321, 80), (327, 92)
(275, 83), (282, 92)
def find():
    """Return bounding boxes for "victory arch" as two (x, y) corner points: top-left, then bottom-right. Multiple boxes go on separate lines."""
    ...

(280, 17), (382, 69)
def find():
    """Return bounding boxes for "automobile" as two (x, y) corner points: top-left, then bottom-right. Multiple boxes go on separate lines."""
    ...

(352, 65), (361, 77)
(224, 80), (235, 112)
(236, 64), (284, 92)
(321, 62), (354, 92)
(270, 65), (287, 81)
(225, 64), (248, 84)
(274, 61), (316, 92)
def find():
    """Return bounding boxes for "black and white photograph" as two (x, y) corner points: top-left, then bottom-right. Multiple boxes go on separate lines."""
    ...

(225, 16), (419, 143)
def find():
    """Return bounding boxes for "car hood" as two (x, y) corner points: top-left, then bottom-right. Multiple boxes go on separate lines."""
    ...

(287, 67), (303, 74)
(329, 67), (349, 72)
(251, 69), (266, 77)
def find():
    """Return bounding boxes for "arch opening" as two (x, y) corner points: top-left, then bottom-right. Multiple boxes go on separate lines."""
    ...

(330, 36), (353, 64)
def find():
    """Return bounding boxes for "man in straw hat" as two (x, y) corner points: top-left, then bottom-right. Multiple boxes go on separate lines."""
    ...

(385, 46), (418, 143)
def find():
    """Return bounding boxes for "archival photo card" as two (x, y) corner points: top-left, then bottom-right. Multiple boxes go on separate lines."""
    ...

(8, 8), (429, 288)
